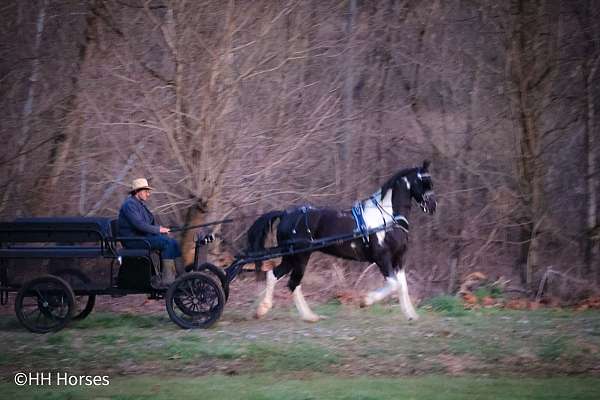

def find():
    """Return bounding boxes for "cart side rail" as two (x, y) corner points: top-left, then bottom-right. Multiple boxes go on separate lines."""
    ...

(0, 217), (119, 259)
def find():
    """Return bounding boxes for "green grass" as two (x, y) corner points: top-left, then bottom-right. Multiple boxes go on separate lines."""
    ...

(165, 340), (243, 361)
(46, 331), (71, 345)
(424, 295), (467, 316)
(1, 308), (599, 379)
(537, 336), (568, 361)
(2, 375), (600, 400)
(91, 333), (121, 346)
(365, 303), (396, 316)
(474, 286), (503, 299)
(314, 299), (344, 317)
(245, 342), (339, 372)
(74, 313), (163, 330)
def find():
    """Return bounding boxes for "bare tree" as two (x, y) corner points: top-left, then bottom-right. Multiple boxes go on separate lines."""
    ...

(575, 1), (600, 282)
(505, 0), (563, 288)
(1, 0), (598, 297)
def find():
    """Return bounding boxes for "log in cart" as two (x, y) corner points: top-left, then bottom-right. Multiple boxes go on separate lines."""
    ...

(0, 216), (383, 333)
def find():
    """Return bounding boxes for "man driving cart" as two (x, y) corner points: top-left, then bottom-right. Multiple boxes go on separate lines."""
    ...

(118, 178), (183, 286)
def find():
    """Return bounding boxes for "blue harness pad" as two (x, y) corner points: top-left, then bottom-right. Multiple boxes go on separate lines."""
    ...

(351, 199), (410, 243)
(351, 202), (369, 241)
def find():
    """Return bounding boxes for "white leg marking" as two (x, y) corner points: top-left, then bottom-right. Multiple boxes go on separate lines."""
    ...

(256, 270), (277, 318)
(293, 285), (321, 322)
(397, 269), (419, 321)
(362, 277), (398, 307)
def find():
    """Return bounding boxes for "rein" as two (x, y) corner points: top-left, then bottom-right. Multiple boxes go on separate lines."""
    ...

(169, 176), (417, 236)
(368, 195), (409, 233)
(169, 218), (235, 233)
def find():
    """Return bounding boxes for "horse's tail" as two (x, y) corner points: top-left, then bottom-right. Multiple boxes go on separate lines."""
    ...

(247, 210), (285, 276)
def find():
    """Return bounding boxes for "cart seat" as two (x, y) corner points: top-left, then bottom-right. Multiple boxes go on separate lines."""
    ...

(109, 219), (156, 257)
(110, 218), (159, 291)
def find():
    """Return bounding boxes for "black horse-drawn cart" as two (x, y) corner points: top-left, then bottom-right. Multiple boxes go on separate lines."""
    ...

(0, 214), (406, 333)
(0, 164), (436, 333)
(0, 217), (228, 333)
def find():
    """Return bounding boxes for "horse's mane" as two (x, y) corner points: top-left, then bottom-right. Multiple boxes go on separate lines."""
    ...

(380, 167), (417, 198)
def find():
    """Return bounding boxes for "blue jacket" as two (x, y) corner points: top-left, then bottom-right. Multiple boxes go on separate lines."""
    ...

(118, 195), (160, 236)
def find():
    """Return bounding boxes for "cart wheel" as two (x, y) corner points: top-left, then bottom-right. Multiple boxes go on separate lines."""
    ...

(188, 262), (230, 301)
(15, 275), (75, 333)
(52, 269), (95, 320)
(166, 272), (225, 329)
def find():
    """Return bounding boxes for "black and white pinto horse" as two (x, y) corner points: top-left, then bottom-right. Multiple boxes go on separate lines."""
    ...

(247, 161), (436, 322)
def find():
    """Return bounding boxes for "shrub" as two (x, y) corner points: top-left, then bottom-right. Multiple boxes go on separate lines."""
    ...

(425, 295), (467, 316)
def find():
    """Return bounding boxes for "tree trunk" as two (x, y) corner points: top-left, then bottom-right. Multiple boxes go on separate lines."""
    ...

(506, 0), (555, 289)
(15, 0), (48, 215)
(584, 54), (599, 282)
(42, 2), (99, 214)
(336, 0), (356, 192)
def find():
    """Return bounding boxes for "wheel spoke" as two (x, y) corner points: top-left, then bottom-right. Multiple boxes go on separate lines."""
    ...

(16, 276), (74, 333)
(178, 285), (193, 299)
(166, 273), (224, 329)
(185, 280), (198, 297)
(52, 269), (95, 321)
(23, 307), (41, 318)
(35, 288), (48, 304)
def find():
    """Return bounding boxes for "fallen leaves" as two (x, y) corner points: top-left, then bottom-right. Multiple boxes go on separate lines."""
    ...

(575, 295), (600, 311)
(334, 290), (360, 305)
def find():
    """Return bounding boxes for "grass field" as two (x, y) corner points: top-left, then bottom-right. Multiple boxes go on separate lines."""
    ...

(1, 299), (599, 399)
(3, 375), (600, 400)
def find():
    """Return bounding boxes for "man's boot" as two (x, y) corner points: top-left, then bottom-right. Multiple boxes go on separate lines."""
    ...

(161, 259), (177, 286)
(174, 257), (185, 276)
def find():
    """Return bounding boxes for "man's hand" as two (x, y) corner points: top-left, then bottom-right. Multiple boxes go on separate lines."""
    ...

(159, 226), (170, 234)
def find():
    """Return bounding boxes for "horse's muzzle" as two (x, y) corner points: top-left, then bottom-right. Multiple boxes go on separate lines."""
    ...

(421, 192), (436, 214)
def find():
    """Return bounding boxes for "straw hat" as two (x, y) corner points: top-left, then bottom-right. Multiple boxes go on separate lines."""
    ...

(130, 178), (153, 193)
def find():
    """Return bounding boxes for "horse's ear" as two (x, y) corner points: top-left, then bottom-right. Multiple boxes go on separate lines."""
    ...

(422, 160), (431, 171)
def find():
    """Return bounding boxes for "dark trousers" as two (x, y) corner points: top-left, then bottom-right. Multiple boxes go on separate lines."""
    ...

(125, 234), (182, 259)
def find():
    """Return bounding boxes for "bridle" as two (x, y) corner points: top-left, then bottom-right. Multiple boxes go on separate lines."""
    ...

(415, 172), (435, 213)
(401, 170), (435, 214)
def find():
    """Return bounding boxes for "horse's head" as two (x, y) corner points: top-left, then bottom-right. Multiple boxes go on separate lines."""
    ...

(395, 160), (436, 215)
(381, 160), (437, 216)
